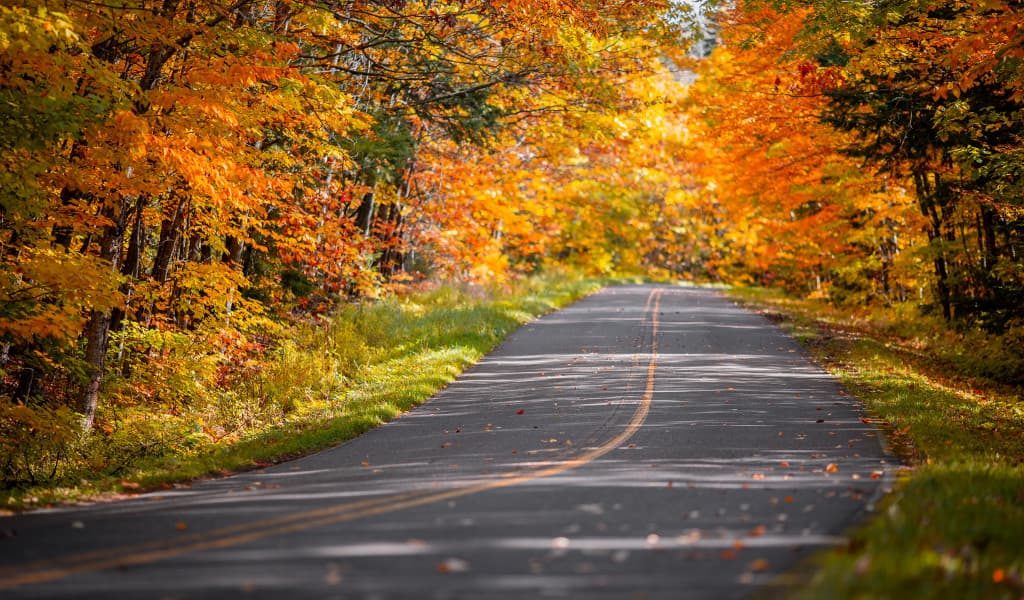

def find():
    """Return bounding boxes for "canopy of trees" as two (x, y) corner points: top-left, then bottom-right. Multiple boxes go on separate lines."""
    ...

(0, 0), (676, 435)
(1, 0), (1022, 483)
(679, 0), (1024, 326)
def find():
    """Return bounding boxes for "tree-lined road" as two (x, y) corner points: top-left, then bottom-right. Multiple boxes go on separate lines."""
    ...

(0, 285), (890, 599)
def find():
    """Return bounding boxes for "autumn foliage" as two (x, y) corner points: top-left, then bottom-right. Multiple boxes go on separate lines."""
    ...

(2, 0), (1023, 489)
(679, 1), (1024, 329)
(0, 0), (682, 485)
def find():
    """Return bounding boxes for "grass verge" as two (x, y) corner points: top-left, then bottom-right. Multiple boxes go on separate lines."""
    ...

(729, 286), (1024, 599)
(2, 273), (608, 512)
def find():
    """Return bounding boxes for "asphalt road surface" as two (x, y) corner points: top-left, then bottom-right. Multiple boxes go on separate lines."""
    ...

(0, 285), (891, 599)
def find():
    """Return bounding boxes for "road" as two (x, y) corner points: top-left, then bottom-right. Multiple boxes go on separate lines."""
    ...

(0, 285), (891, 599)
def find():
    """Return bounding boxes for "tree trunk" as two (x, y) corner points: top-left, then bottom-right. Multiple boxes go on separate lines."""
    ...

(980, 203), (998, 269)
(152, 196), (186, 282)
(111, 198), (146, 334)
(355, 192), (375, 237)
(12, 367), (35, 404)
(80, 201), (129, 430)
(913, 169), (952, 320)
(81, 309), (113, 430)
(224, 235), (244, 266)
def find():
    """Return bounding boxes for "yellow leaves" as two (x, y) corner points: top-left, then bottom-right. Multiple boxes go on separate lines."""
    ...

(0, 245), (123, 344)
(0, 6), (80, 54)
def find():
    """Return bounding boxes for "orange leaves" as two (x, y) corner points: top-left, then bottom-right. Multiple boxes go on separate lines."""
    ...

(679, 2), (926, 295)
(0, 0), (678, 442)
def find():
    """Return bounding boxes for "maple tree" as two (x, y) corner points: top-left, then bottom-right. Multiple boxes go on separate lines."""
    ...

(678, 5), (926, 302)
(673, 0), (1023, 328)
(0, 0), (677, 471)
(2, 0), (1022, 490)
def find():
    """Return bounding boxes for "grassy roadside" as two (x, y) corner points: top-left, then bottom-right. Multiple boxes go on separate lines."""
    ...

(728, 287), (1024, 599)
(2, 273), (610, 512)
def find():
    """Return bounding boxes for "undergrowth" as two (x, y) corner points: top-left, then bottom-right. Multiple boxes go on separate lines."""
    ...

(1, 273), (605, 511)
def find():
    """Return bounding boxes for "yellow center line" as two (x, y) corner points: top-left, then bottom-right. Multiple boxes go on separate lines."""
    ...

(1, 288), (663, 589)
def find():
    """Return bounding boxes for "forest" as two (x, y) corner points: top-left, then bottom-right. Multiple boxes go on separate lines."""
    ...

(1, 0), (1022, 521)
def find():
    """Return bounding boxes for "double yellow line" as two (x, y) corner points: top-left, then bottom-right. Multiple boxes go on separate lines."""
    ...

(1, 289), (663, 589)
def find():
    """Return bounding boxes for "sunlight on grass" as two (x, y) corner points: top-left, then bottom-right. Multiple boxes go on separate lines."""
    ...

(1, 274), (605, 510)
(730, 287), (1024, 599)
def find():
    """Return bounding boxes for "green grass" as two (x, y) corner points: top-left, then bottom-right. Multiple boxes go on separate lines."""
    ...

(2, 273), (608, 511)
(729, 286), (1024, 599)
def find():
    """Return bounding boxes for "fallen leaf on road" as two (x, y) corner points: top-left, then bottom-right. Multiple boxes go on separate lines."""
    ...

(870, 470), (883, 480)
(175, 522), (188, 531)
(324, 564), (343, 585)
(750, 559), (770, 572)
(825, 463), (839, 474)
(516, 409), (525, 415)
(748, 525), (766, 537)
(436, 558), (470, 574)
